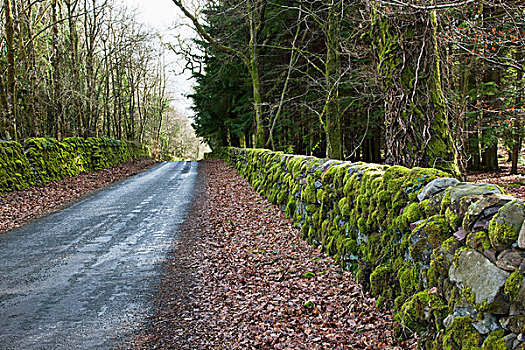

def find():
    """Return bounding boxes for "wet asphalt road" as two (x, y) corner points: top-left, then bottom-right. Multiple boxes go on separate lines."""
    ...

(0, 161), (198, 349)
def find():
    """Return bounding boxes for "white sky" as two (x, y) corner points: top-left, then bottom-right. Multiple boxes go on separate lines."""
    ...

(118, 0), (196, 115)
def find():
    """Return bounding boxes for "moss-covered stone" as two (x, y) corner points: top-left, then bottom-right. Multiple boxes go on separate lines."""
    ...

(370, 264), (398, 307)
(410, 215), (451, 264)
(504, 270), (523, 302)
(0, 141), (35, 193)
(0, 137), (148, 194)
(439, 316), (483, 350)
(481, 329), (506, 350)
(488, 199), (525, 250)
(397, 289), (447, 333)
(468, 231), (492, 253)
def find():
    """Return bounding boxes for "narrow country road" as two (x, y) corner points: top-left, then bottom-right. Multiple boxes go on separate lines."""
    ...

(0, 161), (198, 350)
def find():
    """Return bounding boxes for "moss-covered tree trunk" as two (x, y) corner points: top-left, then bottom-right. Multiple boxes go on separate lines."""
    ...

(248, 0), (267, 148)
(371, 6), (459, 176)
(323, 0), (342, 160)
(4, 0), (17, 141)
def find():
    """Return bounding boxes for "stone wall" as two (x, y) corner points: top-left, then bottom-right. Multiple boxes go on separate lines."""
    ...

(227, 147), (525, 349)
(0, 137), (149, 194)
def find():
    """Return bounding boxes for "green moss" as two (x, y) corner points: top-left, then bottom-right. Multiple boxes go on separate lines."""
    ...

(466, 231), (491, 252)
(339, 197), (351, 217)
(403, 203), (423, 225)
(439, 316), (482, 350)
(301, 186), (316, 204)
(316, 189), (329, 204)
(0, 137), (148, 194)
(410, 215), (451, 263)
(504, 270), (523, 301)
(305, 204), (318, 214)
(440, 192), (452, 214)
(302, 272), (316, 279)
(397, 289), (447, 333)
(445, 208), (462, 231)
(370, 265), (398, 305)
(277, 191), (288, 205)
(481, 329), (506, 350)
(489, 219), (520, 249)
(357, 218), (367, 235)
(488, 199), (525, 249)
(304, 226), (313, 243)
(397, 262), (421, 307)
(285, 199), (297, 218)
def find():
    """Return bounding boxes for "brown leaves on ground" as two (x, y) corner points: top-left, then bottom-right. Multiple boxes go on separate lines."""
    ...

(0, 158), (158, 234)
(467, 165), (525, 200)
(130, 159), (417, 350)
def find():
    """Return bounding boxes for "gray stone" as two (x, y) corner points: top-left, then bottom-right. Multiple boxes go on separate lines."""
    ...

(473, 217), (491, 232)
(454, 227), (467, 241)
(518, 221), (525, 249)
(484, 249), (497, 264)
(410, 217), (449, 265)
(504, 333), (518, 349)
(468, 194), (514, 218)
(473, 313), (500, 334)
(501, 316), (525, 334)
(451, 195), (484, 223)
(464, 194), (514, 231)
(520, 260), (525, 274)
(446, 183), (503, 204)
(418, 178), (460, 202)
(484, 206), (501, 218)
(314, 180), (322, 189)
(317, 160), (340, 172)
(510, 304), (523, 316)
(496, 250), (524, 272)
(491, 199), (525, 249)
(443, 314), (455, 329)
(449, 249), (510, 314)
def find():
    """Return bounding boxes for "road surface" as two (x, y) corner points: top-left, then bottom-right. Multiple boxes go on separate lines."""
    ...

(0, 161), (198, 349)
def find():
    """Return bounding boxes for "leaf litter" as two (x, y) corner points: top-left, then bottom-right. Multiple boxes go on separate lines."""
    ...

(128, 159), (417, 349)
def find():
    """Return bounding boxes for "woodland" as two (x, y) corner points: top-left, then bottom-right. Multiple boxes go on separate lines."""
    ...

(175, 0), (525, 176)
(0, 0), (205, 160)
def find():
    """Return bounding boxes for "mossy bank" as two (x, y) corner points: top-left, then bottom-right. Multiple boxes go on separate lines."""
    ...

(0, 137), (149, 194)
(223, 147), (525, 349)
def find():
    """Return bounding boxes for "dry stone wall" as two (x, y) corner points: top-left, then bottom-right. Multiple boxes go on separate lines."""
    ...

(227, 147), (525, 349)
(0, 137), (149, 194)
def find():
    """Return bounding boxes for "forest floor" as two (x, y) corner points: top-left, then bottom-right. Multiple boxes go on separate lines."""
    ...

(467, 164), (525, 200)
(0, 158), (158, 234)
(128, 159), (417, 349)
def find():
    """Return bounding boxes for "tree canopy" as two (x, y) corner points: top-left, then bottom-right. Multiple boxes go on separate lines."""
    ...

(176, 0), (524, 174)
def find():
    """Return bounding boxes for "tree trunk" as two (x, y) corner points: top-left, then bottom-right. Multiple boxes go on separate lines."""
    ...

(248, 1), (266, 148)
(324, 0), (342, 159)
(51, 0), (64, 139)
(4, 0), (17, 140)
(510, 49), (523, 175)
(372, 6), (459, 176)
(482, 141), (499, 171)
